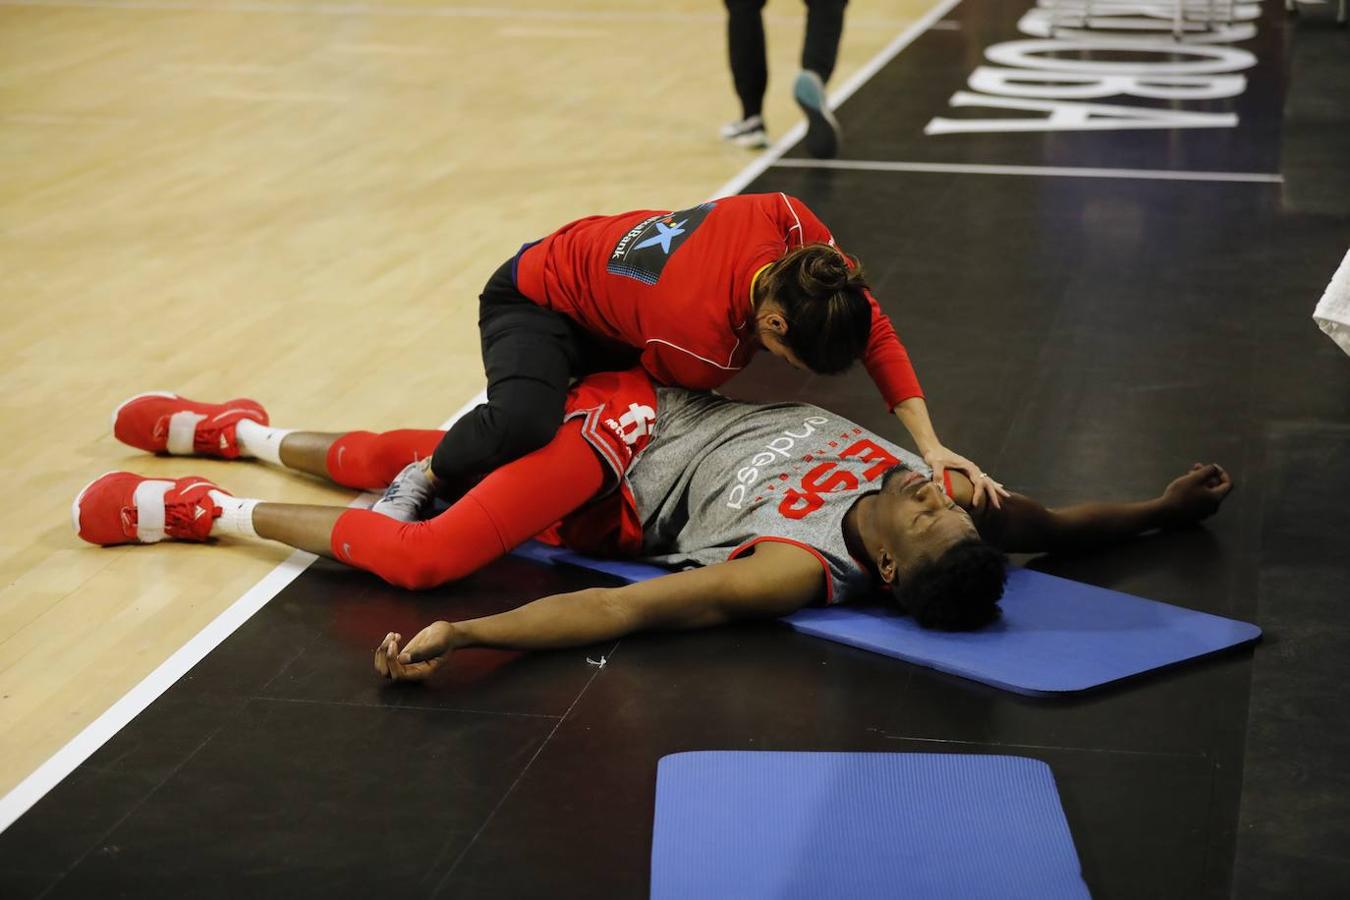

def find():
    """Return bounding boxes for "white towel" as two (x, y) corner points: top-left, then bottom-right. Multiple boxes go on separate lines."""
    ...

(1313, 249), (1350, 358)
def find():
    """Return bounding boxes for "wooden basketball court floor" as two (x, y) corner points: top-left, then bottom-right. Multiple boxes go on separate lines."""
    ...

(3, 0), (1349, 896)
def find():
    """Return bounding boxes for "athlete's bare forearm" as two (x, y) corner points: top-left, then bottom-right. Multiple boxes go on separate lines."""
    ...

(379, 582), (725, 681)
(378, 545), (826, 682)
(981, 464), (1233, 554)
(446, 545), (823, 652)
(893, 397), (941, 456)
(991, 494), (1171, 554)
(449, 587), (638, 652)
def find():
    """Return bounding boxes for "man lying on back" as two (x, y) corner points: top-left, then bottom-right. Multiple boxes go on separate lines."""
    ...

(74, 369), (1233, 681)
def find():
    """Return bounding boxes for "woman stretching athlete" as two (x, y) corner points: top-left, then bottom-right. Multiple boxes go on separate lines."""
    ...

(416, 192), (1006, 508)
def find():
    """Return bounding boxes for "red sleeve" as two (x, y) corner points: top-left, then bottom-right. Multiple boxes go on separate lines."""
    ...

(778, 194), (923, 408)
(862, 289), (923, 409)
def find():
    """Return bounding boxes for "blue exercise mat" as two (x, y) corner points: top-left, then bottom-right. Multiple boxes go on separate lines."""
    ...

(651, 751), (1090, 900)
(512, 539), (673, 583)
(510, 541), (1261, 696)
(784, 568), (1261, 695)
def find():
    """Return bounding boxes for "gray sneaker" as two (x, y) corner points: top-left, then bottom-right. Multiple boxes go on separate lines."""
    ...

(720, 115), (768, 149)
(793, 70), (840, 159)
(371, 460), (435, 522)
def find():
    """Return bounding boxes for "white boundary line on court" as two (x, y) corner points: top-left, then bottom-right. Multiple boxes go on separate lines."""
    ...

(0, 549), (320, 831)
(0, 390), (485, 834)
(0, 0), (961, 834)
(771, 157), (1284, 184)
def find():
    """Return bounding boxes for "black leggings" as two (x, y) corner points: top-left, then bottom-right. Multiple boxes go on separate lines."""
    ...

(725, 0), (848, 120)
(429, 259), (639, 489)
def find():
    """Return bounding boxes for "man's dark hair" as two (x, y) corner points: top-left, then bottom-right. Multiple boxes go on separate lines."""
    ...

(763, 243), (872, 375)
(893, 539), (1008, 631)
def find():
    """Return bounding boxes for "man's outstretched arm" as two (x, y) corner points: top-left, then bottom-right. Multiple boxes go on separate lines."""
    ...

(375, 541), (826, 682)
(952, 463), (1234, 554)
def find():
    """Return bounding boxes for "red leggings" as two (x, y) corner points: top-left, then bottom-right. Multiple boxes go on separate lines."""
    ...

(325, 422), (605, 590)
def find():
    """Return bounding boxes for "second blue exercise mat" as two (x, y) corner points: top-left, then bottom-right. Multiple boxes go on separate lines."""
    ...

(651, 751), (1090, 900)
(511, 542), (1261, 695)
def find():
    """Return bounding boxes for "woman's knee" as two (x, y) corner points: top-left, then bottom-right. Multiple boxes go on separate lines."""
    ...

(472, 391), (565, 462)
(431, 389), (565, 479)
(497, 408), (562, 460)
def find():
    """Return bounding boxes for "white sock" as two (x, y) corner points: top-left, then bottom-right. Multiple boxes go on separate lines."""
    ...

(210, 491), (259, 538)
(235, 419), (294, 466)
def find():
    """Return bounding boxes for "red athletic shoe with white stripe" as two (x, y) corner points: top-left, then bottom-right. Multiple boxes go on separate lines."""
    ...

(112, 392), (268, 459)
(72, 472), (225, 546)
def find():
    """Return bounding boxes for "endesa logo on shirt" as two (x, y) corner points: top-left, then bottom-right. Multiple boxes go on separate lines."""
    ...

(725, 414), (900, 519)
(607, 201), (715, 285)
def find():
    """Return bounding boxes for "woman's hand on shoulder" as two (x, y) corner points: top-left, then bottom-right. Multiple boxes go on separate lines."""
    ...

(922, 445), (1009, 510)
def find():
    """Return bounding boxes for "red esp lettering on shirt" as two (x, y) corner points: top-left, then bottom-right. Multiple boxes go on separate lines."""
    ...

(777, 439), (900, 520)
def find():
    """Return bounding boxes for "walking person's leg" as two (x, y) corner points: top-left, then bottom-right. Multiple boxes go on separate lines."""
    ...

(795, 0), (847, 159)
(721, 0), (771, 148)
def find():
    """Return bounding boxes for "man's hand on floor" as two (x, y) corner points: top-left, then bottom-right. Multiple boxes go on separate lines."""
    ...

(1161, 463), (1234, 526)
(375, 623), (454, 682)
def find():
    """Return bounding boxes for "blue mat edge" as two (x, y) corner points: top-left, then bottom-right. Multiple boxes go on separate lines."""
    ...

(511, 541), (1262, 696)
(782, 613), (1261, 697)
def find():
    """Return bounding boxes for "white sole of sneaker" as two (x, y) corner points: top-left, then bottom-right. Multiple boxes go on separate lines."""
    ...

(109, 390), (179, 431)
(71, 470), (119, 536)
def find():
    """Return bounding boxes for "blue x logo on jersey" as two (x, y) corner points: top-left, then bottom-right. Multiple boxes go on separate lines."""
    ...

(632, 218), (689, 255)
(606, 201), (715, 284)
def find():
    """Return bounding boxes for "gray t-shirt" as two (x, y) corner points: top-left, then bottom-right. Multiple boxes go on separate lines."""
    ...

(627, 387), (929, 604)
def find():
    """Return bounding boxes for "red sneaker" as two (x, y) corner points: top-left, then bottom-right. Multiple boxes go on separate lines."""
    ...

(73, 472), (226, 546)
(111, 392), (268, 459)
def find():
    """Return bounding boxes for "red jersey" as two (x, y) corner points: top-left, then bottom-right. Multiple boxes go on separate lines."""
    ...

(512, 192), (923, 409)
